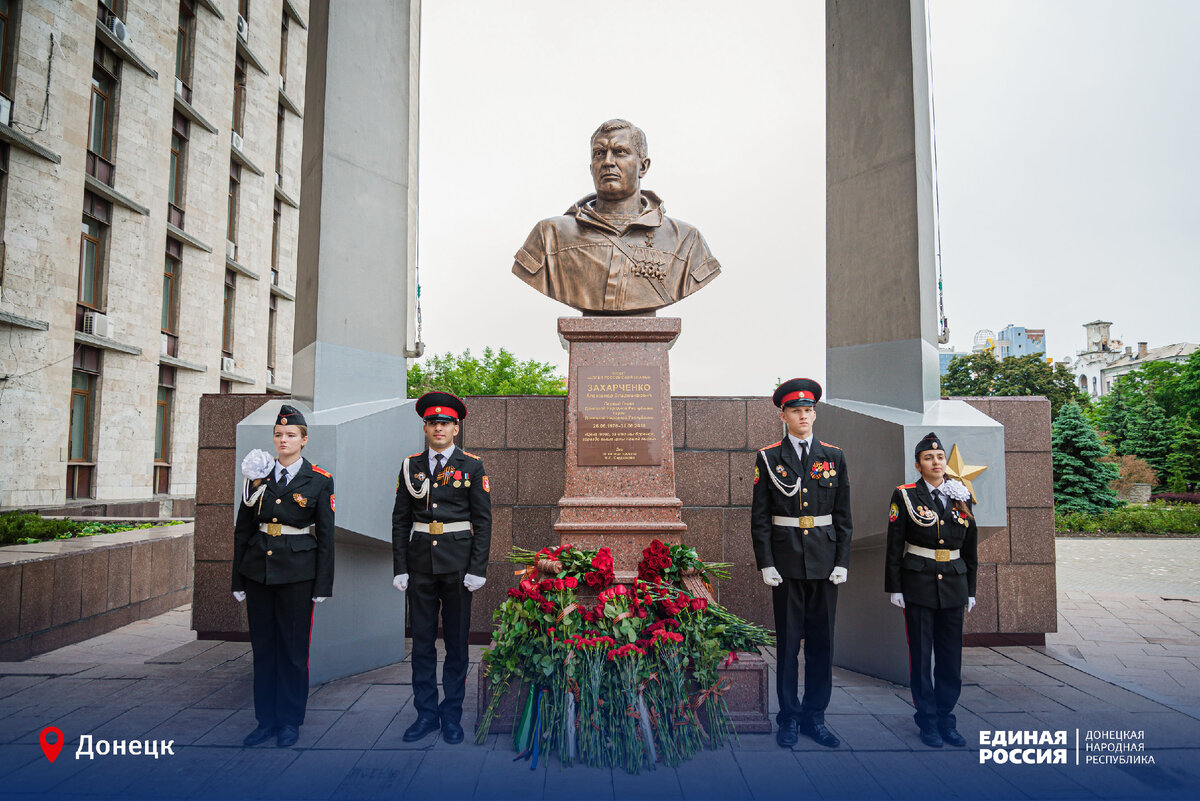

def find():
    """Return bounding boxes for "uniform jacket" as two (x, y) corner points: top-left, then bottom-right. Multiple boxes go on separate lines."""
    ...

(884, 483), (978, 608)
(512, 191), (721, 314)
(232, 458), (335, 596)
(751, 438), (852, 580)
(392, 448), (492, 577)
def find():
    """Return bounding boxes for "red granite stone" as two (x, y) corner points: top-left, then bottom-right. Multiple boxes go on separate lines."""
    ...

(729, 449), (757, 506)
(1004, 451), (1054, 508)
(996, 563), (1057, 634)
(462, 396), (508, 450)
(512, 507), (556, 551)
(0, 564), (20, 640)
(685, 398), (747, 450)
(964, 564), (998, 635)
(489, 506), (513, 559)
(192, 561), (248, 635)
(988, 397), (1052, 453)
(718, 567), (773, 630)
(196, 447), (236, 506)
(19, 560), (54, 636)
(507, 396), (566, 450)
(516, 450), (566, 506)
(50, 554), (83, 627)
(722, 507), (754, 566)
(150, 539), (173, 597)
(681, 507), (723, 560)
(472, 449), (517, 506)
(672, 399), (686, 449)
(194, 504), (235, 562)
(198, 393), (246, 449)
(106, 546), (132, 610)
(747, 396), (784, 450)
(978, 526), (1011, 565)
(130, 542), (154, 603)
(80, 550), (109, 617)
(1007, 507), (1055, 565)
(675, 451), (730, 507)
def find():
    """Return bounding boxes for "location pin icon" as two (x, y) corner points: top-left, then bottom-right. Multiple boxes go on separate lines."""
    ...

(40, 727), (64, 763)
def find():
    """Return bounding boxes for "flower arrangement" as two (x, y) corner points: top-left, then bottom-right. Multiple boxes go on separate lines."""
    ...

(478, 541), (773, 772)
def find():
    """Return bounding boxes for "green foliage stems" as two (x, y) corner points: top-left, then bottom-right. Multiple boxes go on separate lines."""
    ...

(406, 347), (566, 398)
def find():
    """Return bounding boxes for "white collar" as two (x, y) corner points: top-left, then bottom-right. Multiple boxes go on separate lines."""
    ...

(428, 444), (456, 464)
(923, 478), (945, 496)
(787, 433), (814, 456)
(275, 458), (302, 481)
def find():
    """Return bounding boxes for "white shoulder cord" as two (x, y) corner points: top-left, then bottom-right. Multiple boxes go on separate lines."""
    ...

(761, 452), (802, 498)
(243, 478), (267, 508)
(899, 487), (939, 527)
(402, 456), (430, 500)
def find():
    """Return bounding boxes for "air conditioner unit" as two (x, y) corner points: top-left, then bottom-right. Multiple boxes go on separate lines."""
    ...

(231, 130), (244, 152)
(266, 368), (275, 386)
(107, 14), (132, 45)
(83, 311), (113, 339)
(236, 14), (249, 41)
(221, 356), (236, 373)
(174, 77), (184, 97)
(160, 333), (170, 355)
(226, 240), (237, 259)
(0, 95), (11, 127)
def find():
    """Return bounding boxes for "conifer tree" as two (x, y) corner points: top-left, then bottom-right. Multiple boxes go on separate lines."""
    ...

(1052, 401), (1121, 513)
(1124, 400), (1174, 479)
(1166, 414), (1200, 492)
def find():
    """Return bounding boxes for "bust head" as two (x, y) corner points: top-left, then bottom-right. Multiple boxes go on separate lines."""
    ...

(589, 119), (651, 204)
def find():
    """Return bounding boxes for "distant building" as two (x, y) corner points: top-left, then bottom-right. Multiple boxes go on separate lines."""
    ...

(996, 324), (1046, 359)
(1072, 321), (1125, 397)
(938, 349), (968, 376)
(1101, 342), (1198, 394)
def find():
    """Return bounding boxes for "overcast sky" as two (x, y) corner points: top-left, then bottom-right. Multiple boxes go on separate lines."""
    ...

(416, 0), (1199, 394)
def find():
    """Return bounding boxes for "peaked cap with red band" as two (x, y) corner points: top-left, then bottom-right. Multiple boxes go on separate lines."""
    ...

(416, 391), (467, 423)
(276, 404), (307, 427)
(773, 377), (823, 409)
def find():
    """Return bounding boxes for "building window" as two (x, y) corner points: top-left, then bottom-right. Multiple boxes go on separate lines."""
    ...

(175, 1), (194, 92)
(155, 365), (175, 494)
(89, 47), (120, 158)
(239, 0), (249, 24)
(232, 55), (247, 136)
(169, 132), (186, 208)
(227, 161), (240, 252)
(78, 194), (112, 312)
(0, 0), (18, 97)
(275, 102), (285, 180)
(222, 268), (235, 356)
(267, 293), (277, 372)
(270, 197), (281, 282)
(279, 11), (288, 89)
(162, 252), (179, 333)
(67, 346), (102, 500)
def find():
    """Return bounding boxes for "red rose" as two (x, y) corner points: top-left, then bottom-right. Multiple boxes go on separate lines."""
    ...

(636, 607), (647, 618)
(691, 598), (708, 612)
(565, 577), (578, 589)
(614, 584), (627, 596)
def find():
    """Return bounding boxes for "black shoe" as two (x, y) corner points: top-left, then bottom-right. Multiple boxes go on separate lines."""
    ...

(798, 719), (841, 748)
(919, 728), (944, 748)
(776, 719), (799, 748)
(402, 716), (441, 743)
(242, 725), (276, 747)
(940, 727), (967, 747)
(276, 725), (299, 747)
(441, 720), (464, 744)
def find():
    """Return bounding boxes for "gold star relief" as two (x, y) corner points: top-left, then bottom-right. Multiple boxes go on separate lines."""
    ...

(945, 444), (988, 503)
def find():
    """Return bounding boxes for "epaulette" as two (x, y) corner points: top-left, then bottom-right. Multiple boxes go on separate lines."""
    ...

(463, 450), (481, 460)
(758, 441), (782, 452)
(819, 441), (841, 450)
(312, 465), (332, 478)
(408, 452), (424, 460)
(898, 483), (916, 489)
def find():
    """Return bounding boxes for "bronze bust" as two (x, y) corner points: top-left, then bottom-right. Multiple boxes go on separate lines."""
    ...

(512, 119), (722, 315)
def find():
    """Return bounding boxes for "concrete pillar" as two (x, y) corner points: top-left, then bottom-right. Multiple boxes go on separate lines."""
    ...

(822, 0), (1006, 683)
(236, 0), (425, 683)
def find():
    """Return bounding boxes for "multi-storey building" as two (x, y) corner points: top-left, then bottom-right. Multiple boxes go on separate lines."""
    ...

(996, 323), (1046, 360)
(0, 0), (308, 509)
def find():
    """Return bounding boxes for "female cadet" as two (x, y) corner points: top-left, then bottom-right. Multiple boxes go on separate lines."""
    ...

(884, 432), (977, 749)
(232, 405), (335, 748)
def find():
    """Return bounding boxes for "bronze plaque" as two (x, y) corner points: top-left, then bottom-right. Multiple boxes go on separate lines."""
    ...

(577, 366), (662, 466)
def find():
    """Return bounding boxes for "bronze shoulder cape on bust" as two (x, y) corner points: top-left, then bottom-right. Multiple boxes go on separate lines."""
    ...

(512, 191), (721, 315)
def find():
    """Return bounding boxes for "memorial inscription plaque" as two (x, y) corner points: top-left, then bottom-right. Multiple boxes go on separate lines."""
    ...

(577, 366), (663, 466)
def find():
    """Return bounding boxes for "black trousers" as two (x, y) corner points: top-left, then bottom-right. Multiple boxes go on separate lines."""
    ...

(243, 576), (314, 728)
(772, 577), (838, 725)
(903, 602), (965, 731)
(408, 570), (472, 724)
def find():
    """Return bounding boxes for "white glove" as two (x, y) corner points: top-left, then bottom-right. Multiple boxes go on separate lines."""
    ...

(241, 449), (275, 479)
(889, 592), (905, 609)
(232, 591), (246, 603)
(828, 566), (848, 585)
(967, 596), (976, 613)
(313, 597), (327, 603)
(761, 567), (783, 587)
(464, 574), (486, 592)
(393, 574), (409, 592)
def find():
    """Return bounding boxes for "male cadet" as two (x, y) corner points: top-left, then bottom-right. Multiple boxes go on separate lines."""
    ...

(392, 392), (492, 745)
(885, 432), (978, 748)
(751, 378), (852, 749)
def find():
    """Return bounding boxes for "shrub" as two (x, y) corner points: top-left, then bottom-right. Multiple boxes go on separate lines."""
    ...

(0, 512), (85, 545)
(1055, 500), (1200, 535)
(1150, 492), (1200, 505)
(1103, 454), (1158, 497)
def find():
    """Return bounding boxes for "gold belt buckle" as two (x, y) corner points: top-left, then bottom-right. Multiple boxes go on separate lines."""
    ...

(267, 523), (282, 537)
(935, 548), (950, 562)
(797, 516), (815, 528)
(429, 521), (444, 536)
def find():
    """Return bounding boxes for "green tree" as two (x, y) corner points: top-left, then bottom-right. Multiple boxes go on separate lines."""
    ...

(1052, 401), (1121, 514)
(1092, 378), (1139, 453)
(406, 347), (566, 398)
(1123, 399), (1173, 478)
(942, 352), (1086, 418)
(1165, 413), (1200, 492)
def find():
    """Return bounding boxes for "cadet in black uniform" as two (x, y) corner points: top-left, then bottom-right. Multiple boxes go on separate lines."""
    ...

(885, 432), (978, 748)
(232, 404), (335, 748)
(392, 392), (492, 744)
(751, 378), (852, 749)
